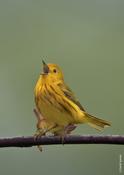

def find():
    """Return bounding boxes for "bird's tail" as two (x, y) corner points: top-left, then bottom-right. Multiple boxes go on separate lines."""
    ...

(84, 113), (111, 130)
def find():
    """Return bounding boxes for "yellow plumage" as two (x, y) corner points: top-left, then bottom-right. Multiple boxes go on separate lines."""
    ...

(34, 61), (111, 138)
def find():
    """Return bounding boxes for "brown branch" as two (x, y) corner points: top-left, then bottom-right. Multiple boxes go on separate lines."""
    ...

(0, 135), (124, 148)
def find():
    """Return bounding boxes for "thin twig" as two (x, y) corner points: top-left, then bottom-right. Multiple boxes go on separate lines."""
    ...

(0, 135), (124, 148)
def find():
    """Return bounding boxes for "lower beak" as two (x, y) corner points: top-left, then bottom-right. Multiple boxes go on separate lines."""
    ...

(41, 72), (48, 75)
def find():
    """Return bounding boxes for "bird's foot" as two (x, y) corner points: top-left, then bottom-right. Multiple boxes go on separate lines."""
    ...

(34, 128), (47, 152)
(61, 124), (77, 144)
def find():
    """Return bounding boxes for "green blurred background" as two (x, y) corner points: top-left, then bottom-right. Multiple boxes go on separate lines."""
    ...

(0, 0), (124, 175)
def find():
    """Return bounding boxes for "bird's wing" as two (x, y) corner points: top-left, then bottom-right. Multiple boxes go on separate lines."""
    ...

(58, 82), (85, 111)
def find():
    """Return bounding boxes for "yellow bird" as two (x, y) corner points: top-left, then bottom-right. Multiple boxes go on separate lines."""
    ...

(34, 60), (111, 139)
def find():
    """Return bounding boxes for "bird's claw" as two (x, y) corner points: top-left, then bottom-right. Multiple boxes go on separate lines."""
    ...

(34, 129), (47, 152)
(60, 124), (77, 144)
(34, 129), (47, 140)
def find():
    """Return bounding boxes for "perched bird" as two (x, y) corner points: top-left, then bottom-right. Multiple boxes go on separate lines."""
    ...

(34, 60), (111, 142)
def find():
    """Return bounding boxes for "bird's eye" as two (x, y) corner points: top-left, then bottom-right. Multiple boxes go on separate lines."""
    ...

(53, 69), (57, 73)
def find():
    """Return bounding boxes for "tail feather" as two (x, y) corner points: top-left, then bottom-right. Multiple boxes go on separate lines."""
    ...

(85, 113), (111, 131)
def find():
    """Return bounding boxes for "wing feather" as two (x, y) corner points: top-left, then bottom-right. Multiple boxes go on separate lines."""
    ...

(58, 82), (85, 111)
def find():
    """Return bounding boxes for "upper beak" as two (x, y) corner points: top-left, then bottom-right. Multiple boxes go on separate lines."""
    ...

(42, 60), (49, 74)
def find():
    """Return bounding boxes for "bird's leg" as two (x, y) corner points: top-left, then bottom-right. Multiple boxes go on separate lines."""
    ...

(34, 127), (46, 138)
(33, 108), (48, 151)
(34, 123), (58, 141)
(33, 108), (59, 151)
(33, 108), (47, 137)
(34, 125), (46, 152)
(34, 123), (58, 152)
(61, 124), (77, 144)
(65, 124), (77, 134)
(37, 123), (58, 137)
(33, 107), (44, 123)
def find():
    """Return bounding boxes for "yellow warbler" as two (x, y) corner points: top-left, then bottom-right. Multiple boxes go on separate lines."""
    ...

(34, 60), (111, 138)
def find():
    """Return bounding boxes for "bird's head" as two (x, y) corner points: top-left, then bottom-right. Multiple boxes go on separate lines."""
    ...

(41, 60), (64, 82)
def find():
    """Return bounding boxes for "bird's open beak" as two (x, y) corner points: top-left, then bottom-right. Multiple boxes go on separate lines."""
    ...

(41, 60), (49, 75)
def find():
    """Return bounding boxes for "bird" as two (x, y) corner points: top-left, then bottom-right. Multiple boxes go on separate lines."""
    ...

(34, 60), (111, 144)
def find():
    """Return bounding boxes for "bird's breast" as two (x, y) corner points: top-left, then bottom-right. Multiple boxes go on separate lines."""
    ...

(35, 84), (75, 126)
